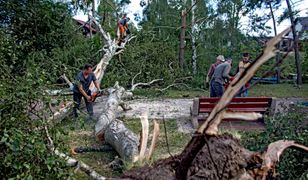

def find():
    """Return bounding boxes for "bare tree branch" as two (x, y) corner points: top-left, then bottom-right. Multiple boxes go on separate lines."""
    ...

(261, 140), (308, 178)
(44, 125), (106, 180)
(131, 79), (163, 91)
(90, 16), (111, 45)
(114, 49), (124, 55)
(158, 83), (190, 92)
(130, 70), (163, 91)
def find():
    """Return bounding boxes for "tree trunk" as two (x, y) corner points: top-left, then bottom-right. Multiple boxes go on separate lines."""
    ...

(191, 0), (197, 75)
(286, 0), (302, 85)
(104, 119), (139, 162)
(179, 9), (187, 69)
(95, 83), (140, 162)
(269, 2), (281, 83)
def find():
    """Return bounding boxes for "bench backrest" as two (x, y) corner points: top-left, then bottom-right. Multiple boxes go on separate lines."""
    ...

(198, 97), (272, 113)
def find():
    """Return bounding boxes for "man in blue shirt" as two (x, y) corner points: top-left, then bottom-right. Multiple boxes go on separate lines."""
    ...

(73, 64), (100, 119)
(210, 59), (232, 97)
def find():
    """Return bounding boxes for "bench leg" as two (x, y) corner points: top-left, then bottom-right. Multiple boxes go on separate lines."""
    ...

(191, 98), (199, 129)
(269, 97), (277, 117)
(191, 116), (199, 129)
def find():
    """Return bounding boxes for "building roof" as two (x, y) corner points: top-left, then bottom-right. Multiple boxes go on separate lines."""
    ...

(74, 19), (97, 33)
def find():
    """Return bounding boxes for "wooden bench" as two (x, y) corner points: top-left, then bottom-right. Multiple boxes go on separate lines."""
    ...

(191, 97), (275, 129)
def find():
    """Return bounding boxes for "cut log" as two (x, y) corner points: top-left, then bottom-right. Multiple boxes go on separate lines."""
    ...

(95, 82), (140, 162)
(95, 82), (126, 140)
(104, 119), (140, 162)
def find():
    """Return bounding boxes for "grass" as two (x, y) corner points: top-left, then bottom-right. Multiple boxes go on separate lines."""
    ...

(124, 119), (192, 162)
(133, 83), (308, 98)
(249, 83), (308, 98)
(56, 119), (121, 179)
(60, 118), (191, 179)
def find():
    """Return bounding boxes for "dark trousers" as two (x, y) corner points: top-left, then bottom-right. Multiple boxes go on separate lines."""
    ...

(210, 80), (224, 97)
(73, 91), (93, 118)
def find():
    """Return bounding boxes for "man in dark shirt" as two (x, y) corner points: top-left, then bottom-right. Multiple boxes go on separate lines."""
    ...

(73, 64), (100, 119)
(210, 59), (232, 97)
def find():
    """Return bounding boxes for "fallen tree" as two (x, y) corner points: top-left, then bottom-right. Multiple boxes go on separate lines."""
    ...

(94, 82), (160, 162)
(94, 82), (140, 162)
(44, 20), (308, 179)
(120, 27), (308, 180)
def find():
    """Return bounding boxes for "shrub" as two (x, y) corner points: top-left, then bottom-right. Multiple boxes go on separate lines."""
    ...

(240, 105), (308, 179)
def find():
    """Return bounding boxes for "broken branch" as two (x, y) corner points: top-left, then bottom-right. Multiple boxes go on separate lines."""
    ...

(261, 140), (308, 178)
(146, 120), (160, 160)
(139, 113), (149, 161)
(44, 125), (106, 179)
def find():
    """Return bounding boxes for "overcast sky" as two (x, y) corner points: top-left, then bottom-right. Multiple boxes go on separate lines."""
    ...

(74, 0), (308, 36)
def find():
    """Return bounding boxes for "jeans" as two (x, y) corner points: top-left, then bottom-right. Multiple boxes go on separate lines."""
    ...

(73, 91), (93, 118)
(210, 80), (224, 97)
(237, 86), (248, 97)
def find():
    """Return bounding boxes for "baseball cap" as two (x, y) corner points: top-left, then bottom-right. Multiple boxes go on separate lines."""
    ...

(216, 55), (225, 62)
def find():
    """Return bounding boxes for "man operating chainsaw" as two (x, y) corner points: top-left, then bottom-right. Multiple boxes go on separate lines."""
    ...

(72, 64), (101, 119)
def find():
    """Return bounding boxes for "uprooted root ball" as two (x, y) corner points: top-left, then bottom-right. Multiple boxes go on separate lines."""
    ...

(122, 134), (260, 180)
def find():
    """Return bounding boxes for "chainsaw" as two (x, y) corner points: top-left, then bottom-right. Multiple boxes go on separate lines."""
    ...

(91, 90), (103, 102)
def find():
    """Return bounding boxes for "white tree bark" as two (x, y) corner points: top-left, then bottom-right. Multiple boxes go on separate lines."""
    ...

(95, 82), (140, 162)
(95, 82), (127, 138)
(146, 120), (160, 160)
(89, 18), (135, 92)
(138, 113), (149, 161)
(191, 0), (197, 74)
(104, 119), (140, 162)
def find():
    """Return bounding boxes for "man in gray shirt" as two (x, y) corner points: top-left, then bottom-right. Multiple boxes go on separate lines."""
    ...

(210, 59), (232, 97)
(73, 64), (100, 119)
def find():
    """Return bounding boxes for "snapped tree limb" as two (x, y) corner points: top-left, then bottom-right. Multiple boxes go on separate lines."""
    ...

(138, 113), (149, 161)
(146, 120), (160, 161)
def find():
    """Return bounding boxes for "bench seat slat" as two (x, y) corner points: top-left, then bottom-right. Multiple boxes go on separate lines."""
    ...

(199, 107), (268, 113)
(199, 97), (272, 103)
(199, 102), (270, 108)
